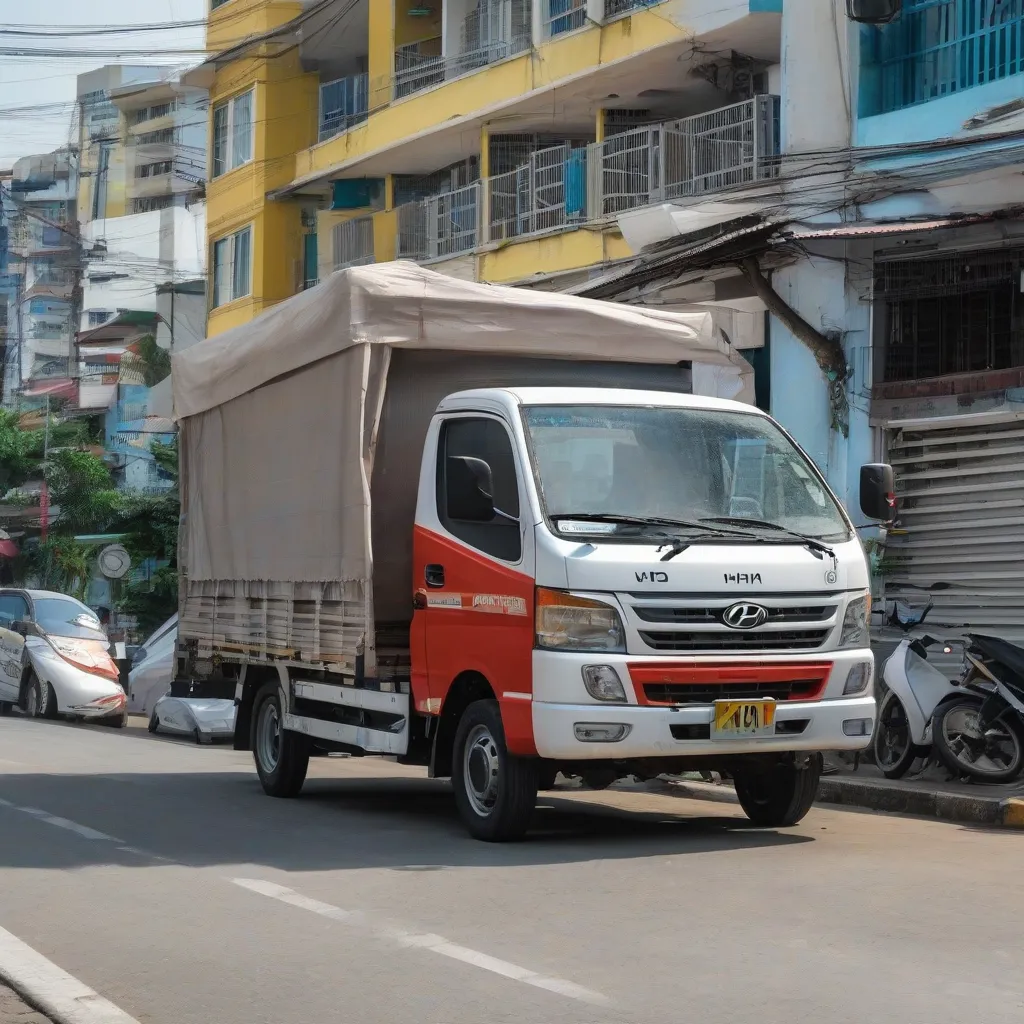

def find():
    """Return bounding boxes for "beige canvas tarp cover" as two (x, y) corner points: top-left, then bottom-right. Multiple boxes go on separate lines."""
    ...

(173, 261), (751, 588)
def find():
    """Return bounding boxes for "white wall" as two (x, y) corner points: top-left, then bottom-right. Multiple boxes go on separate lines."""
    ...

(81, 204), (205, 328)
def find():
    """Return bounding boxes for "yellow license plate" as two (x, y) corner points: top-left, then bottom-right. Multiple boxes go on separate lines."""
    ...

(712, 699), (777, 738)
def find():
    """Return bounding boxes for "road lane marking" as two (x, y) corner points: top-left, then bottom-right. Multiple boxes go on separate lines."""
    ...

(12, 807), (122, 843)
(0, 925), (141, 1024)
(231, 878), (608, 1006)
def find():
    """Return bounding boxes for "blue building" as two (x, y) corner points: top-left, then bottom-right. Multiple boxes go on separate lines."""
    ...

(582, 0), (1024, 644)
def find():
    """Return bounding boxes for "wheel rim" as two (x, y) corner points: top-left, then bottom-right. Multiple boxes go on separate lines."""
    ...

(25, 684), (38, 717)
(256, 699), (281, 773)
(942, 705), (1021, 776)
(876, 695), (911, 769)
(462, 723), (500, 817)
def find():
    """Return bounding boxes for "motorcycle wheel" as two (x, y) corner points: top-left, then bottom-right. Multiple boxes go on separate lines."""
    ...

(873, 691), (929, 780)
(932, 697), (1024, 784)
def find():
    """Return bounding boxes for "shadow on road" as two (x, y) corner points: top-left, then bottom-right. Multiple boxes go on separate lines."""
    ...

(0, 763), (812, 874)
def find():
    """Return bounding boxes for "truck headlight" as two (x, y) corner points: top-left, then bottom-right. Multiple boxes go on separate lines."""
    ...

(536, 588), (625, 653)
(581, 665), (628, 702)
(839, 593), (870, 648)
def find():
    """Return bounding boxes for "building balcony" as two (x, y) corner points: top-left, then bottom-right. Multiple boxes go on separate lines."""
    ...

(859, 0), (1024, 142)
(319, 73), (369, 143)
(393, 0), (533, 100)
(392, 96), (780, 262)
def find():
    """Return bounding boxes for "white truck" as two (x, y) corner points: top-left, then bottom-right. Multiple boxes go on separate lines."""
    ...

(172, 261), (890, 841)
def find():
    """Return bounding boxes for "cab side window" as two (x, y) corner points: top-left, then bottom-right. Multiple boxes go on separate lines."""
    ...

(438, 418), (522, 562)
(0, 593), (29, 628)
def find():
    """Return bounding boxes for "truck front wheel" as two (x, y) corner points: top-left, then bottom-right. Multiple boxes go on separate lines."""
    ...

(251, 682), (309, 798)
(452, 699), (538, 842)
(733, 754), (821, 828)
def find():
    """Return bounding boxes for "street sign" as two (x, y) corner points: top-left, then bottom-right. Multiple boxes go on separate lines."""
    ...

(98, 544), (131, 579)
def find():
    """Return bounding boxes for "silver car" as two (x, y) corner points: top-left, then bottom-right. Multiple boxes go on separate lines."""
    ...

(0, 589), (127, 727)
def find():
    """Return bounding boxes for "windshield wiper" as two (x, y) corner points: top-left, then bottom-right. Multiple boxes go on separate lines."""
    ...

(550, 512), (766, 562)
(551, 512), (758, 538)
(699, 516), (835, 560)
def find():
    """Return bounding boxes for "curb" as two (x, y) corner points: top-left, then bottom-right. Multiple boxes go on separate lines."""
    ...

(651, 777), (1024, 829)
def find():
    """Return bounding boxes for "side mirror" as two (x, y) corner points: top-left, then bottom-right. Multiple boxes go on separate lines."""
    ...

(860, 463), (895, 522)
(12, 620), (41, 638)
(447, 456), (496, 522)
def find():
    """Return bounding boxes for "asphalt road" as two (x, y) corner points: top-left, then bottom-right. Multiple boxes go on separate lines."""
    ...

(1, 716), (1022, 1024)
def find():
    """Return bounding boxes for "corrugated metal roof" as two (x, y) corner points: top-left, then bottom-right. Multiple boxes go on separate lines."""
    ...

(784, 214), (995, 240)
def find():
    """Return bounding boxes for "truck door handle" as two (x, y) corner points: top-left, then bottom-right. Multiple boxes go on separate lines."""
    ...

(425, 564), (445, 588)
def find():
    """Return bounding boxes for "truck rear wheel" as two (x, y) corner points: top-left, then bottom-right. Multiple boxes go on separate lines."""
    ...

(733, 755), (821, 828)
(452, 699), (538, 842)
(251, 682), (309, 798)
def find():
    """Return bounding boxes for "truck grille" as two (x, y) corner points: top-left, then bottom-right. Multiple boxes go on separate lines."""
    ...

(638, 628), (830, 652)
(643, 679), (824, 704)
(632, 604), (831, 625)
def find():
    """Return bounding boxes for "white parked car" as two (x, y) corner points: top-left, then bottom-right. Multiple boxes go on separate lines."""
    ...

(128, 615), (236, 743)
(0, 589), (127, 726)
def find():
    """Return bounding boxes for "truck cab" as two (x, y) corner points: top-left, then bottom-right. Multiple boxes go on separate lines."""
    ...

(348, 386), (879, 839)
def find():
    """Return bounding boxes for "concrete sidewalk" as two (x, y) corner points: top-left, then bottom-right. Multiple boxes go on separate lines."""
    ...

(649, 762), (1024, 828)
(0, 984), (49, 1024)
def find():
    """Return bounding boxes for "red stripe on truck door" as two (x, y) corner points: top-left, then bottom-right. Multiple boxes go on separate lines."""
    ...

(412, 526), (537, 755)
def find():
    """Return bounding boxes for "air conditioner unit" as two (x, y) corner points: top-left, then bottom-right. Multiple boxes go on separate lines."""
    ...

(846, 0), (901, 23)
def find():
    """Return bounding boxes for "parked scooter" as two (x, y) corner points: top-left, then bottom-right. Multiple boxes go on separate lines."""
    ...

(874, 600), (962, 779)
(931, 634), (1024, 783)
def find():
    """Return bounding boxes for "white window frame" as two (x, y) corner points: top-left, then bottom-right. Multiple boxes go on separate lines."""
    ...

(212, 88), (254, 178)
(211, 224), (253, 309)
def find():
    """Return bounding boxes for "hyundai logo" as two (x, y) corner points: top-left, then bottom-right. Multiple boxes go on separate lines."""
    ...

(722, 602), (768, 630)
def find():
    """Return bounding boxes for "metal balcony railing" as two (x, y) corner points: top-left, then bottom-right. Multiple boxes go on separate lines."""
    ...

(595, 95), (780, 216)
(543, 0), (587, 37)
(605, 0), (662, 16)
(394, 41), (445, 99)
(487, 144), (589, 242)
(319, 73), (369, 143)
(332, 215), (375, 271)
(861, 0), (1024, 116)
(396, 202), (431, 260)
(427, 182), (482, 258)
(399, 97), (779, 259)
(394, 2), (532, 99)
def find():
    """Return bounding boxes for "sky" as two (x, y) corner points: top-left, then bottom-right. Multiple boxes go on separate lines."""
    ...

(0, 0), (207, 168)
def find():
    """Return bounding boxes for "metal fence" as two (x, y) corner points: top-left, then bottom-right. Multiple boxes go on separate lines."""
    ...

(456, 0), (532, 75)
(397, 97), (778, 257)
(395, 41), (445, 99)
(864, 0), (1024, 115)
(594, 96), (780, 216)
(319, 73), (369, 143)
(427, 182), (482, 258)
(605, 0), (662, 15)
(396, 202), (430, 261)
(487, 144), (588, 242)
(543, 0), (587, 38)
(332, 216), (375, 271)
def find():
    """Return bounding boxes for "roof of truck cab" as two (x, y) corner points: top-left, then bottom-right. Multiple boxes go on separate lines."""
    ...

(438, 387), (764, 415)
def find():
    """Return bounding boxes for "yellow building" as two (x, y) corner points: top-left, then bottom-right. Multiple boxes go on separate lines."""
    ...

(193, 0), (782, 338)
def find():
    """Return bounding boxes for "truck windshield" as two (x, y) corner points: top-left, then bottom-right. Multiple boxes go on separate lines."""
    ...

(523, 405), (851, 543)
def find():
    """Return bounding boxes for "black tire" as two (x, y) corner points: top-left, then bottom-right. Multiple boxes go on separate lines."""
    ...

(0, 701), (12, 716)
(733, 755), (822, 828)
(250, 682), (310, 798)
(148, 709), (160, 733)
(23, 674), (52, 719)
(873, 691), (928, 780)
(452, 699), (538, 842)
(580, 769), (618, 791)
(537, 765), (559, 790)
(932, 697), (1024, 784)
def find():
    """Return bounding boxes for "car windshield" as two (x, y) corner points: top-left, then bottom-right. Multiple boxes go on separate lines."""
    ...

(523, 404), (851, 543)
(33, 597), (107, 641)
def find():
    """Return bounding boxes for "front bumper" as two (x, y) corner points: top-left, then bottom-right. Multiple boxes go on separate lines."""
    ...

(529, 649), (875, 761)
